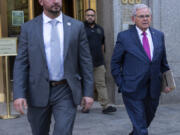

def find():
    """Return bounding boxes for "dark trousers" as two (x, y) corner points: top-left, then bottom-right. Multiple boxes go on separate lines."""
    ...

(27, 84), (77, 135)
(122, 92), (159, 135)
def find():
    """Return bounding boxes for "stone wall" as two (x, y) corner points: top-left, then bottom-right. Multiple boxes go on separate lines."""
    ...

(156, 0), (180, 104)
(96, 0), (115, 102)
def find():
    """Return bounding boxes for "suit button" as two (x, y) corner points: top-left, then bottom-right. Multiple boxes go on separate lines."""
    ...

(46, 78), (49, 82)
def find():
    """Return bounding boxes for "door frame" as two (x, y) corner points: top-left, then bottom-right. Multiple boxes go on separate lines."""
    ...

(29, 0), (34, 20)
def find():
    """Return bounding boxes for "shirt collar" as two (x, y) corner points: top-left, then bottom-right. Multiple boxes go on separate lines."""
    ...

(43, 12), (63, 24)
(136, 26), (150, 36)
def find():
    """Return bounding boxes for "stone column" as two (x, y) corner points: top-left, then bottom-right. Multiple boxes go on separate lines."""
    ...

(96, 0), (115, 103)
(113, 0), (123, 104)
(156, 0), (180, 104)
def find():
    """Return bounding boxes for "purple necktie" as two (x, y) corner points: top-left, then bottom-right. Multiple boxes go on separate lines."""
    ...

(142, 32), (151, 61)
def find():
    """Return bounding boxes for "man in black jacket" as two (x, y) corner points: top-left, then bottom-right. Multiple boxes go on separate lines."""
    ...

(83, 9), (116, 114)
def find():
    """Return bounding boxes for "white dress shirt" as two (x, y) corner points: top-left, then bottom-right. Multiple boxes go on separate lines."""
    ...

(43, 12), (64, 81)
(136, 26), (154, 60)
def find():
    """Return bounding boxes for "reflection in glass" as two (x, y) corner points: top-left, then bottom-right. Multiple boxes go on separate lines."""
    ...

(7, 0), (28, 37)
(7, 0), (29, 80)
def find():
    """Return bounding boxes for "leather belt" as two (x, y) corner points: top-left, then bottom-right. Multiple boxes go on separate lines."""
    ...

(50, 79), (67, 87)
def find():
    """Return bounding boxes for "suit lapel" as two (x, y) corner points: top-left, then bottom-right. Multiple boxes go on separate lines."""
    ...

(35, 15), (47, 63)
(149, 28), (158, 61)
(63, 14), (72, 59)
(130, 26), (150, 62)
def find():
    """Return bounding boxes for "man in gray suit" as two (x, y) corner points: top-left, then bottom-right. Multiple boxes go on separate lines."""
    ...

(13, 0), (94, 135)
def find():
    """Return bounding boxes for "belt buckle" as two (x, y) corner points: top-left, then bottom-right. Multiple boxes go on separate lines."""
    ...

(51, 82), (57, 87)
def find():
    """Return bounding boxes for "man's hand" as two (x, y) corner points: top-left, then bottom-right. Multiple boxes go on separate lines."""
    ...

(13, 98), (28, 115)
(81, 97), (94, 111)
(163, 87), (173, 93)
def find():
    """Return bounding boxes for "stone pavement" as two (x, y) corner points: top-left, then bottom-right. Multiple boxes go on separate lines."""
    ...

(0, 102), (180, 135)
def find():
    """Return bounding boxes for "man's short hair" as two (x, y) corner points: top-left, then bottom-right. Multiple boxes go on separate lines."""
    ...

(132, 4), (152, 16)
(85, 8), (96, 13)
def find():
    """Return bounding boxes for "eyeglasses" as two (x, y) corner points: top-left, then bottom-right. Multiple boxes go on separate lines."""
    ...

(135, 15), (151, 19)
(86, 14), (95, 17)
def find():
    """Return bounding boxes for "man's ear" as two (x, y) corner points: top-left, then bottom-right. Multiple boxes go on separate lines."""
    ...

(131, 16), (135, 23)
(38, 0), (43, 6)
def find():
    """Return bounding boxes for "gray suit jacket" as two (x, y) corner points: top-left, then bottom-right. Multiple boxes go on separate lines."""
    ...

(13, 14), (94, 107)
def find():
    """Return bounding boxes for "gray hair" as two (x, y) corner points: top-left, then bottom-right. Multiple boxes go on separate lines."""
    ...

(132, 4), (152, 16)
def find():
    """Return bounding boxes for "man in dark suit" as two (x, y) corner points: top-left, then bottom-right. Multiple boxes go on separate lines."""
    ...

(111, 4), (171, 135)
(13, 0), (94, 135)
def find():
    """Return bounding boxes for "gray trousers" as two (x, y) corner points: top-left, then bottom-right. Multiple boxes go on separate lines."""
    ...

(27, 84), (77, 135)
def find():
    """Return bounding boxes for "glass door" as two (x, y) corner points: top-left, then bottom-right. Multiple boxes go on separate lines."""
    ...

(73, 0), (96, 21)
(7, 0), (29, 37)
(0, 0), (30, 102)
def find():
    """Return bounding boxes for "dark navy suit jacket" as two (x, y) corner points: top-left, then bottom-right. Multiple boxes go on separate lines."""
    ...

(111, 26), (169, 99)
